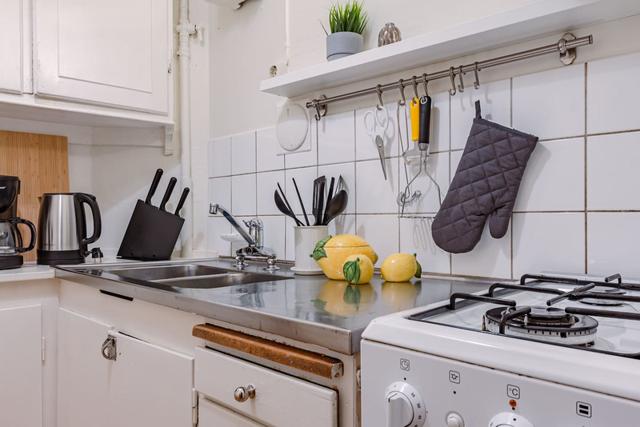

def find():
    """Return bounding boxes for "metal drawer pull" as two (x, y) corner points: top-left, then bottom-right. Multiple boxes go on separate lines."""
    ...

(101, 336), (117, 361)
(233, 385), (256, 402)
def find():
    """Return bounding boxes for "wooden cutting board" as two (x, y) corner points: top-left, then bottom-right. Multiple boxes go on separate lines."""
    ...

(0, 130), (70, 261)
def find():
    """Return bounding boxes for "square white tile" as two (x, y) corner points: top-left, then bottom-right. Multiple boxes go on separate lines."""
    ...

(318, 162), (356, 214)
(451, 222), (511, 279)
(451, 79), (510, 150)
(208, 137), (231, 177)
(257, 170), (286, 215)
(285, 118), (317, 169)
(512, 213), (585, 277)
(429, 91), (450, 153)
(207, 216), (231, 256)
(356, 214), (399, 266)
(513, 64), (584, 140)
(400, 217), (450, 274)
(208, 177), (231, 209)
(514, 138), (584, 211)
(318, 110), (355, 165)
(328, 214), (356, 236)
(587, 132), (640, 210)
(231, 174), (256, 216)
(285, 166), (317, 219)
(356, 158), (399, 214)
(231, 131), (256, 175)
(259, 216), (286, 259)
(355, 105), (399, 161)
(399, 152), (449, 214)
(256, 127), (285, 172)
(587, 212), (640, 278)
(450, 150), (463, 179)
(588, 52), (640, 134)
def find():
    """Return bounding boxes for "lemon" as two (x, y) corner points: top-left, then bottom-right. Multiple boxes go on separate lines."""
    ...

(380, 253), (422, 282)
(311, 234), (378, 280)
(342, 254), (374, 285)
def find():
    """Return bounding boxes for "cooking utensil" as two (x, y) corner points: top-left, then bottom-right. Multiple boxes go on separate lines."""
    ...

(316, 181), (325, 226)
(174, 188), (190, 216)
(312, 176), (326, 226)
(419, 95), (432, 150)
(336, 175), (347, 194)
(410, 97), (420, 142)
(274, 190), (303, 226)
(364, 108), (389, 180)
(323, 190), (348, 225)
(323, 177), (335, 225)
(276, 182), (297, 221)
(159, 177), (177, 212)
(292, 178), (310, 226)
(146, 168), (163, 205)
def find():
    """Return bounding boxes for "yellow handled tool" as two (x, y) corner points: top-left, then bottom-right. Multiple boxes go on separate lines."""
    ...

(410, 97), (420, 142)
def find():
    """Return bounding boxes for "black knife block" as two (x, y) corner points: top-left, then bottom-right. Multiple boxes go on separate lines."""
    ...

(117, 199), (184, 261)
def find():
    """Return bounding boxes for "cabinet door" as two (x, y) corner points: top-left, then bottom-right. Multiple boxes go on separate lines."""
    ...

(108, 331), (194, 427)
(0, 304), (43, 427)
(199, 396), (263, 427)
(34, 0), (170, 113)
(0, 0), (31, 93)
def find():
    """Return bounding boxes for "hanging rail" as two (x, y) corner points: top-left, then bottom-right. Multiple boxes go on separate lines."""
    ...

(307, 33), (593, 120)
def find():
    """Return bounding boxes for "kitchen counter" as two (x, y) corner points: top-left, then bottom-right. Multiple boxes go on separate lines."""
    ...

(0, 263), (55, 283)
(55, 258), (493, 354)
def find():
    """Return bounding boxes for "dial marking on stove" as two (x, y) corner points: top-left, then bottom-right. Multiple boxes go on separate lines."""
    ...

(507, 384), (520, 400)
(449, 370), (461, 384)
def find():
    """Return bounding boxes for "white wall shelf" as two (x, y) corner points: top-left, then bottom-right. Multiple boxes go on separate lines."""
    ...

(260, 0), (640, 99)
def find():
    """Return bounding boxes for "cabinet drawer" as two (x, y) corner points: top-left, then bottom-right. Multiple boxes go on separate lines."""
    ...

(199, 396), (263, 427)
(195, 347), (338, 427)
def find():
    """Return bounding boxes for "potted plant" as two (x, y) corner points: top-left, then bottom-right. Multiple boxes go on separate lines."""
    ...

(325, 1), (368, 61)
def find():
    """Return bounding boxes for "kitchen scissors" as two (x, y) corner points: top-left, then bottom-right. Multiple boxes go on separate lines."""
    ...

(363, 107), (390, 180)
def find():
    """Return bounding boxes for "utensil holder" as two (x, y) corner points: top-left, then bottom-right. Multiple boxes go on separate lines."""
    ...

(293, 226), (328, 274)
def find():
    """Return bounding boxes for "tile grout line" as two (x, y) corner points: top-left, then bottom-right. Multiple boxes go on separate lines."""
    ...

(584, 62), (589, 275)
(509, 76), (515, 280)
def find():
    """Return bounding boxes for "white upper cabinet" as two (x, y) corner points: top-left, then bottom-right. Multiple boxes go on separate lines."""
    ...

(0, 0), (32, 94)
(34, 0), (171, 114)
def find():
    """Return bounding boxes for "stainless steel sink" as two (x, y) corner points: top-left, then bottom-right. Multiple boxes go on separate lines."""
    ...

(108, 264), (289, 289)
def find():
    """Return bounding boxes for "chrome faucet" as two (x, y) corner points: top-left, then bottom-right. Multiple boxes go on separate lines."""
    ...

(209, 203), (278, 270)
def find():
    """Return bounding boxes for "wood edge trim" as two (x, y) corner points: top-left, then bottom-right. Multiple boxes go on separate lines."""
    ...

(193, 323), (343, 379)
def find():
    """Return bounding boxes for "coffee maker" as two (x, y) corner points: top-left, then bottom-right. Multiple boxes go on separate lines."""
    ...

(0, 175), (36, 269)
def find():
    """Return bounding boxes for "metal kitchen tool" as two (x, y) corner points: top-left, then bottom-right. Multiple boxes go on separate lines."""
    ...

(322, 190), (348, 225)
(364, 107), (389, 180)
(323, 177), (335, 224)
(292, 177), (310, 226)
(312, 176), (326, 226)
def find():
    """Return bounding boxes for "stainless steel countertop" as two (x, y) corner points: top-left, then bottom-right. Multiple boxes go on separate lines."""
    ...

(56, 258), (493, 355)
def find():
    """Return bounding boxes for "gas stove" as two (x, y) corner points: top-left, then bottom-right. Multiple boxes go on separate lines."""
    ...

(361, 273), (640, 427)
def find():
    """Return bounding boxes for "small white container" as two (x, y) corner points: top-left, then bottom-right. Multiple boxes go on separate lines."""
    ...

(293, 226), (328, 275)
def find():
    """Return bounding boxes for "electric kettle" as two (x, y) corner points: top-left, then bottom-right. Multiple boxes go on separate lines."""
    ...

(37, 193), (102, 265)
(0, 218), (36, 269)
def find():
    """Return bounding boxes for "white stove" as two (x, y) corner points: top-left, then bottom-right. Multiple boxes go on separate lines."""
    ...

(361, 273), (640, 427)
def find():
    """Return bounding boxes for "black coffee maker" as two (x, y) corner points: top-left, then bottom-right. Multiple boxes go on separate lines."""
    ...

(0, 176), (36, 269)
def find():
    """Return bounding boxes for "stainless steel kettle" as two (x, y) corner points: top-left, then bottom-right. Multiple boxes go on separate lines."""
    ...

(37, 193), (101, 265)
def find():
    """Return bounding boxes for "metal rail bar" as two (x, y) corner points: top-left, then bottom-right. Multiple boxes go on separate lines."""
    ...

(306, 33), (593, 118)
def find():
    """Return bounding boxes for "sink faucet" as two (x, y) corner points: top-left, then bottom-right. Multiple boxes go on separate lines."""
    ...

(209, 204), (278, 270)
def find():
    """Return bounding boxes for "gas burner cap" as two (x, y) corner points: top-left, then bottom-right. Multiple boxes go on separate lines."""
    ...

(580, 288), (626, 306)
(484, 306), (598, 346)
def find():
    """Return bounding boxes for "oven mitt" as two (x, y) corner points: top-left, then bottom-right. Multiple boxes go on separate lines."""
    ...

(431, 101), (538, 253)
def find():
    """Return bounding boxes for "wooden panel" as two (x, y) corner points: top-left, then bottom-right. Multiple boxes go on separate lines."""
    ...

(193, 323), (343, 379)
(0, 130), (69, 261)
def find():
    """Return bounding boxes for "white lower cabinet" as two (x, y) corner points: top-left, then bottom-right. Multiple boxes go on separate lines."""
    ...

(57, 308), (194, 427)
(0, 304), (43, 427)
(199, 396), (263, 427)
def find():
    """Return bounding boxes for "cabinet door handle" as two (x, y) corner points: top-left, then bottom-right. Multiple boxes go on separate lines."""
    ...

(233, 385), (256, 402)
(101, 336), (117, 361)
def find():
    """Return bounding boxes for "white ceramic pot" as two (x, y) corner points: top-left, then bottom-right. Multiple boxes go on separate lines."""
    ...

(326, 32), (363, 61)
(293, 226), (328, 275)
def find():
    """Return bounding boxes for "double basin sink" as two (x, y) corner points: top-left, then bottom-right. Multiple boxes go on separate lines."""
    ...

(108, 264), (289, 290)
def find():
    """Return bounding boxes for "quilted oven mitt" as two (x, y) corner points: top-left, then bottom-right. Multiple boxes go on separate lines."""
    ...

(431, 101), (538, 253)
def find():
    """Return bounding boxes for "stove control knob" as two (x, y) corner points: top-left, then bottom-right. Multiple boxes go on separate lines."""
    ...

(384, 382), (426, 427)
(488, 412), (533, 427)
(446, 412), (465, 427)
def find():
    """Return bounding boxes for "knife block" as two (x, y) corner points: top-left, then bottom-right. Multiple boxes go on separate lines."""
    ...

(117, 199), (184, 261)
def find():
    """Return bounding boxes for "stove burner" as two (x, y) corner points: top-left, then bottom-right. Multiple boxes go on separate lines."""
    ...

(580, 288), (627, 306)
(484, 306), (598, 346)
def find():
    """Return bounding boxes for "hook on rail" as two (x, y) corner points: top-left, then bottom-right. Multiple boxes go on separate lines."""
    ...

(457, 65), (465, 93)
(376, 84), (384, 110)
(473, 62), (480, 90)
(312, 95), (328, 121)
(398, 79), (406, 105)
(448, 67), (457, 96)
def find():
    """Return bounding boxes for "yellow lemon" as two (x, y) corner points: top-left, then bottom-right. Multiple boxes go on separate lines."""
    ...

(314, 280), (376, 316)
(342, 254), (374, 285)
(380, 253), (422, 282)
(311, 234), (378, 280)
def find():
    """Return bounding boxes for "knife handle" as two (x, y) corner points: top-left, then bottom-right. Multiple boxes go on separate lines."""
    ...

(145, 168), (163, 204)
(175, 188), (190, 216)
(159, 177), (177, 211)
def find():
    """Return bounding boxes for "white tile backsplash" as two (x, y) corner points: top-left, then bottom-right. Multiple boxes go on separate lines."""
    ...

(429, 91), (450, 153)
(208, 177), (231, 209)
(231, 174), (256, 216)
(208, 137), (231, 177)
(318, 110), (355, 165)
(513, 65), (585, 140)
(231, 131), (256, 175)
(257, 127), (285, 172)
(259, 216), (286, 259)
(512, 213), (585, 277)
(285, 119), (317, 169)
(451, 79), (510, 150)
(588, 212), (640, 278)
(588, 52), (640, 134)
(318, 162), (356, 214)
(285, 166), (317, 217)
(452, 222), (511, 279)
(587, 132), (640, 210)
(207, 217), (231, 256)
(356, 214), (399, 266)
(257, 170), (286, 215)
(400, 217), (450, 274)
(356, 157), (399, 214)
(515, 138), (585, 211)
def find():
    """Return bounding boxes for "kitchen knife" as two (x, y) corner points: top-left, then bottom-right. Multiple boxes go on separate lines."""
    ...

(159, 177), (177, 211)
(174, 187), (190, 216)
(145, 168), (163, 205)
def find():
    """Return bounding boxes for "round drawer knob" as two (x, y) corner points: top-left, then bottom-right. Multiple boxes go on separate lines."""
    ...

(234, 384), (256, 402)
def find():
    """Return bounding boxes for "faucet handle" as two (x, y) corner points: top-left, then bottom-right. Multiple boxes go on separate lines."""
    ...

(264, 256), (280, 272)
